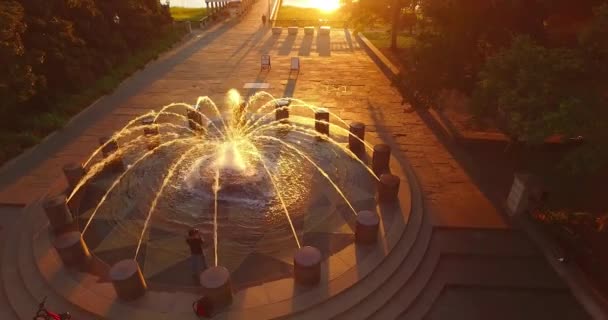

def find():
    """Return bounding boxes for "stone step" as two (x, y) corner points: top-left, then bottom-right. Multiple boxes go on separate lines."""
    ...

(398, 258), (445, 319)
(434, 227), (540, 257)
(17, 202), (98, 319)
(435, 255), (569, 290)
(425, 286), (590, 320)
(378, 243), (564, 320)
(1, 209), (41, 319)
(368, 233), (441, 320)
(0, 206), (20, 320)
(402, 255), (585, 320)
(336, 217), (434, 320)
(382, 228), (566, 319)
(0, 280), (18, 320)
(289, 164), (428, 319)
(0, 286), (18, 320)
(28, 201), (200, 320)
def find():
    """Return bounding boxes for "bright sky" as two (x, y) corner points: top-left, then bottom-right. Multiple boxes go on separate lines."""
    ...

(171, 0), (341, 11)
(296, 0), (341, 11)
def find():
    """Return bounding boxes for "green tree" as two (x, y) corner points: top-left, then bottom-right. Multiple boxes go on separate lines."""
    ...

(0, 0), (174, 127)
(404, 0), (552, 100)
(472, 36), (588, 143)
(351, 0), (417, 49)
(400, 0), (606, 106)
(0, 1), (49, 153)
(0, 1), (42, 111)
(579, 4), (608, 89)
(472, 33), (608, 173)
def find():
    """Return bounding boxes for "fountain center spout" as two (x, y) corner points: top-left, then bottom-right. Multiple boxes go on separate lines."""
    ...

(213, 140), (249, 173)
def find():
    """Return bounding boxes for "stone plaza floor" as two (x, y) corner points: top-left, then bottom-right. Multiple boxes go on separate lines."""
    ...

(0, 0), (593, 319)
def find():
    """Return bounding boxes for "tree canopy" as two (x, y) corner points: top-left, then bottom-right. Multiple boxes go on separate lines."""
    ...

(472, 4), (608, 173)
(0, 0), (172, 130)
(349, 0), (418, 48)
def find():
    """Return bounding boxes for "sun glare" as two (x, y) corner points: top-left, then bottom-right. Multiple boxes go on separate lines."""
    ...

(310, 0), (341, 12)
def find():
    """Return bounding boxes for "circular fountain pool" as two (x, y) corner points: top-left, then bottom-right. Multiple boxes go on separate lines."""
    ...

(67, 90), (388, 290)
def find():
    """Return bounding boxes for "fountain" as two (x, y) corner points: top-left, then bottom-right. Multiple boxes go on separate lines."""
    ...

(47, 89), (403, 303)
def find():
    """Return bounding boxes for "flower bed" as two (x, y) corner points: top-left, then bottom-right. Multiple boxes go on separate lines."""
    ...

(530, 208), (608, 294)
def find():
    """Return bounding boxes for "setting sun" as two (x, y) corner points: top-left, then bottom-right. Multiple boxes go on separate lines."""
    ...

(282, 0), (342, 12)
(310, 0), (341, 12)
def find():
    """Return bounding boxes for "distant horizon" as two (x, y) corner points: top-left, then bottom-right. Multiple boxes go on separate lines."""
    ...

(169, 0), (337, 9)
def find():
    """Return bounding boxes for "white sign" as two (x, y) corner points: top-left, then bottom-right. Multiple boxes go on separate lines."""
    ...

(507, 177), (526, 215)
(243, 83), (270, 89)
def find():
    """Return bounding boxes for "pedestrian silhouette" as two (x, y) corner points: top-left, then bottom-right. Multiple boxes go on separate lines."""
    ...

(186, 228), (208, 280)
(262, 14), (267, 26)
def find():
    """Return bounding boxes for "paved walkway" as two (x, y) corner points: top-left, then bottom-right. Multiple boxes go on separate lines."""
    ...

(0, 0), (589, 318)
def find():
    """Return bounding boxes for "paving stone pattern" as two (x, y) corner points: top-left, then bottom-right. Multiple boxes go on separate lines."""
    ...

(0, 0), (588, 318)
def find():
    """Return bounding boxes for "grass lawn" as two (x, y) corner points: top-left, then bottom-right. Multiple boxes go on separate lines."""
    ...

(170, 7), (208, 21)
(275, 6), (349, 27)
(0, 27), (187, 164)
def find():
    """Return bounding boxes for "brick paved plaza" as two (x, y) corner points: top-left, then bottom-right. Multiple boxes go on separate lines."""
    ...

(0, 0), (591, 319)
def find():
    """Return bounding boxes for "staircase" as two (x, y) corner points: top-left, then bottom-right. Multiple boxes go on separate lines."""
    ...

(1, 201), (98, 320)
(0, 167), (589, 320)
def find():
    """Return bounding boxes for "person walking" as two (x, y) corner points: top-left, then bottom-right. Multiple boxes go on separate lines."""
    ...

(262, 14), (267, 27)
(187, 228), (208, 280)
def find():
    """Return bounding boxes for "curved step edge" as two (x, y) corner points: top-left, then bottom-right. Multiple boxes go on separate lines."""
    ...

(28, 201), (199, 320)
(288, 154), (428, 320)
(1, 211), (38, 319)
(365, 228), (440, 320)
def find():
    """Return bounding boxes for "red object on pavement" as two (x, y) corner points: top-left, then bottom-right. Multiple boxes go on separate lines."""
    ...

(193, 296), (213, 318)
(45, 310), (62, 320)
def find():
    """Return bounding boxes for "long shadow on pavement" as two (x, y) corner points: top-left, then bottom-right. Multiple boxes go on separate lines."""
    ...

(259, 32), (279, 53)
(343, 29), (355, 51)
(230, 25), (268, 58)
(284, 79), (297, 97)
(298, 35), (313, 56)
(278, 34), (297, 56)
(364, 51), (510, 217)
(316, 34), (331, 57)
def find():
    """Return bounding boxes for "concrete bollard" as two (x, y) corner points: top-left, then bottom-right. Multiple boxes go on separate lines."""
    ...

(53, 231), (92, 269)
(187, 109), (204, 131)
(99, 136), (118, 158)
(372, 144), (391, 175)
(314, 108), (330, 136)
(294, 246), (322, 285)
(320, 26), (331, 35)
(146, 138), (160, 151)
(304, 26), (314, 35)
(348, 122), (365, 155)
(200, 266), (233, 308)
(355, 210), (380, 244)
(143, 124), (159, 136)
(141, 116), (154, 126)
(288, 26), (298, 35)
(110, 259), (147, 301)
(99, 136), (125, 173)
(272, 27), (282, 35)
(108, 156), (125, 173)
(275, 98), (290, 122)
(62, 163), (86, 191)
(43, 195), (74, 233)
(141, 116), (159, 136)
(377, 174), (400, 203)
